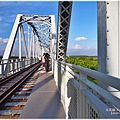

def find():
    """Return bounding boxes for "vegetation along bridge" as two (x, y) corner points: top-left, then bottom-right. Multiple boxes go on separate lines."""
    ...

(0, 1), (120, 119)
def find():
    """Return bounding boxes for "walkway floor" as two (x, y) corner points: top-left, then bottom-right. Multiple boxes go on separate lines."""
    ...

(19, 68), (66, 119)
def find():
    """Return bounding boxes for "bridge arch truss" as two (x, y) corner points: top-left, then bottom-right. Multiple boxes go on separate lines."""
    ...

(2, 14), (56, 60)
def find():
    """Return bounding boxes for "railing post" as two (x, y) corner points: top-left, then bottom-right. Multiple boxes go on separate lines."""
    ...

(24, 59), (26, 68)
(79, 71), (87, 118)
(14, 59), (16, 72)
(19, 59), (22, 69)
(18, 59), (20, 71)
(0, 61), (2, 77)
(58, 62), (61, 92)
(65, 65), (73, 118)
(16, 59), (18, 72)
(22, 58), (25, 68)
(30, 58), (32, 65)
(34, 58), (35, 63)
(7, 60), (10, 75)
(2, 60), (4, 77)
(60, 63), (66, 106)
(24, 59), (26, 67)
(28, 59), (29, 67)
(11, 59), (14, 74)
(54, 61), (58, 87)
(27, 59), (29, 67)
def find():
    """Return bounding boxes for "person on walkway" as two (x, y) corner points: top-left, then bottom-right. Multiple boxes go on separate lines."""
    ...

(44, 53), (51, 72)
(41, 53), (45, 70)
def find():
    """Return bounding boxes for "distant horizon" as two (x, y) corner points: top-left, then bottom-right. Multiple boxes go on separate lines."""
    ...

(66, 55), (97, 57)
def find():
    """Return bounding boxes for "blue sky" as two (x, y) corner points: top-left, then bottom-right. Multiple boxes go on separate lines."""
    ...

(0, 1), (97, 56)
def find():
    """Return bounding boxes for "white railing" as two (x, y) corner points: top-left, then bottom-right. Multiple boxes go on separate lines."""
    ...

(0, 58), (39, 78)
(53, 60), (120, 118)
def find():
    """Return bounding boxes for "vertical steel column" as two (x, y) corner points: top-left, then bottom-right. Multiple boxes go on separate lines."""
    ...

(49, 15), (57, 73)
(29, 28), (33, 58)
(37, 37), (40, 58)
(32, 30), (35, 58)
(35, 35), (36, 57)
(28, 25), (30, 58)
(41, 46), (43, 56)
(40, 45), (42, 57)
(19, 25), (22, 59)
(97, 1), (107, 89)
(36, 41), (38, 58)
(57, 1), (72, 61)
(50, 15), (57, 60)
(106, 1), (119, 77)
(98, 1), (120, 98)
(106, 1), (120, 98)
(20, 25), (28, 58)
(98, 1), (120, 77)
(98, 1), (107, 74)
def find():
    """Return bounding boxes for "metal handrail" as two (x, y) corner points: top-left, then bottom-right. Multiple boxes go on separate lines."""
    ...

(61, 61), (120, 91)
(0, 58), (39, 78)
(53, 60), (120, 118)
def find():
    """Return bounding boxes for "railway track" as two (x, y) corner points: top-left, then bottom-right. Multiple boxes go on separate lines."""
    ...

(0, 62), (41, 119)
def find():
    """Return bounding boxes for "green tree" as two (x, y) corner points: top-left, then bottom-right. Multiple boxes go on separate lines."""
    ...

(65, 56), (98, 84)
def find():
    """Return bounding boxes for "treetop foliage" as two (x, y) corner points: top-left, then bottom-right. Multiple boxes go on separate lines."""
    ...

(65, 56), (98, 84)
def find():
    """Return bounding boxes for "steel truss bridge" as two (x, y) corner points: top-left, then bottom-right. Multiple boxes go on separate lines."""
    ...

(0, 1), (120, 119)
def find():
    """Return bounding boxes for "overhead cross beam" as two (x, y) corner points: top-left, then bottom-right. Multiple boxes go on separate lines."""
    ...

(57, 1), (72, 61)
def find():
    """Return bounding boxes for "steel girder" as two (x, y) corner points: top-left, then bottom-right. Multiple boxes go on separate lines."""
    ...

(57, 1), (72, 61)
(3, 14), (22, 60)
(2, 14), (56, 60)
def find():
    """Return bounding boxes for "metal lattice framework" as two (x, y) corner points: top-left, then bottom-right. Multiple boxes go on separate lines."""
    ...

(2, 14), (56, 60)
(3, 2), (72, 62)
(57, 1), (72, 61)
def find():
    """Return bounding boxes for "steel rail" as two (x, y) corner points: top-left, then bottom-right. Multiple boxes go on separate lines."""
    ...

(0, 62), (41, 109)
(0, 62), (40, 86)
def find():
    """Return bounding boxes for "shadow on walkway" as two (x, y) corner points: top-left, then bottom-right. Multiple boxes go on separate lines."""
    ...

(19, 70), (66, 119)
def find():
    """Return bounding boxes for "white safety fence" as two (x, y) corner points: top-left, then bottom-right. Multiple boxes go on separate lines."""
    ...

(53, 60), (120, 118)
(0, 58), (39, 78)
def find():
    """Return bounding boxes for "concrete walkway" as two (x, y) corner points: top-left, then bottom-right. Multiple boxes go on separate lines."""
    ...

(19, 69), (66, 119)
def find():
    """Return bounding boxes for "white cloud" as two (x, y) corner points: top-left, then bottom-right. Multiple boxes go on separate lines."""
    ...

(72, 44), (82, 49)
(0, 37), (8, 55)
(0, 17), (2, 22)
(3, 38), (9, 44)
(75, 36), (87, 41)
(2, 23), (9, 27)
(0, 37), (9, 44)
(72, 44), (91, 50)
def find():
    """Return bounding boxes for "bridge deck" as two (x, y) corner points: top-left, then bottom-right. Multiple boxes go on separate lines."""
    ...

(19, 69), (66, 119)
